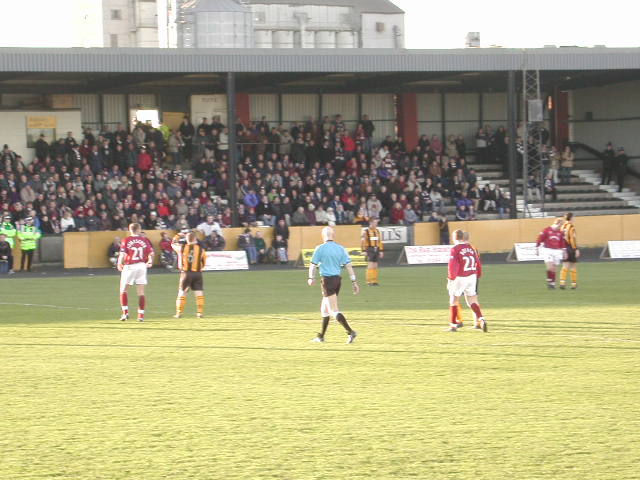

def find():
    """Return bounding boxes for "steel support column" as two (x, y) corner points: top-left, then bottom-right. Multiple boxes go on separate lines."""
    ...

(227, 72), (239, 227)
(507, 71), (518, 218)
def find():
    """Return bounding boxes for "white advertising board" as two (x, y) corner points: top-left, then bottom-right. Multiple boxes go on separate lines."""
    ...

(377, 226), (408, 244)
(190, 95), (228, 125)
(404, 245), (451, 264)
(203, 251), (249, 271)
(512, 243), (545, 261)
(606, 240), (640, 259)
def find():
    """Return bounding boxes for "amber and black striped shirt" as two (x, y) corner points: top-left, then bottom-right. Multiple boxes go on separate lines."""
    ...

(180, 243), (207, 272)
(361, 227), (384, 251)
(561, 223), (577, 249)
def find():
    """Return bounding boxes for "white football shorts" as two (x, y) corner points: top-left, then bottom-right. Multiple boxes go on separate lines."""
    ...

(543, 248), (565, 266)
(120, 262), (148, 290)
(448, 274), (478, 298)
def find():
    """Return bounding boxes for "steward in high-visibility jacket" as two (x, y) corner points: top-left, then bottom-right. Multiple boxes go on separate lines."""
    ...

(17, 217), (41, 271)
(0, 215), (17, 248)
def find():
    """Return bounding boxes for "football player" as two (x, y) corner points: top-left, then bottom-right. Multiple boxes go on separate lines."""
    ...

(536, 218), (567, 289)
(117, 223), (154, 321)
(560, 212), (579, 289)
(447, 229), (487, 332)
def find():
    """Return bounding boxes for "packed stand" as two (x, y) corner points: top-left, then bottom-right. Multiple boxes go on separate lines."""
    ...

(1, 115), (521, 258)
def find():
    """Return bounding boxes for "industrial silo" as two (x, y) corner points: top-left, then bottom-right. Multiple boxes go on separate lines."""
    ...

(178, 0), (254, 48)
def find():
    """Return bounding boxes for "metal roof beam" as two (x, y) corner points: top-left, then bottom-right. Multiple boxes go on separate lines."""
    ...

(82, 73), (194, 93)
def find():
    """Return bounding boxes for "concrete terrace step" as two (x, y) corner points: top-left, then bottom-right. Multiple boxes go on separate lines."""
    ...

(553, 193), (615, 201)
(475, 171), (505, 179)
(541, 207), (639, 216)
(534, 200), (629, 209)
(491, 177), (589, 186)
(466, 163), (504, 171)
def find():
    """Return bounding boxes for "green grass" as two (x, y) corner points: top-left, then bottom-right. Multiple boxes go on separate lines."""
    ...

(1, 262), (639, 480)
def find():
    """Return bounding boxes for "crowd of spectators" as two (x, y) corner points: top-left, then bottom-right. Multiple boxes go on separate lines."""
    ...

(1, 114), (521, 250)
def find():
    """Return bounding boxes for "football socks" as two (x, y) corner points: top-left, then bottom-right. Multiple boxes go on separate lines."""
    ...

(449, 305), (459, 325)
(320, 315), (330, 338)
(335, 313), (353, 334)
(176, 295), (186, 315)
(120, 292), (128, 313)
(560, 267), (568, 286)
(196, 295), (205, 315)
(470, 303), (483, 320)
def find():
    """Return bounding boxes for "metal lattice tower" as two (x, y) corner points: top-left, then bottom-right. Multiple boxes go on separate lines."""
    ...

(521, 70), (546, 217)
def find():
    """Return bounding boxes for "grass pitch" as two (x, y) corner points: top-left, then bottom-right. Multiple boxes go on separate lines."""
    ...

(1, 262), (639, 480)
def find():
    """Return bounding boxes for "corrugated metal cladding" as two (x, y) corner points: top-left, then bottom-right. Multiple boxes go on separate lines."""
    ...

(572, 80), (640, 119)
(444, 93), (479, 146)
(2, 48), (640, 73)
(416, 93), (442, 140)
(322, 94), (358, 130)
(571, 79), (640, 154)
(249, 94), (278, 123)
(483, 93), (507, 122)
(102, 94), (127, 127)
(128, 94), (157, 108)
(73, 94), (100, 127)
(446, 93), (478, 121)
(282, 94), (319, 123)
(362, 93), (395, 142)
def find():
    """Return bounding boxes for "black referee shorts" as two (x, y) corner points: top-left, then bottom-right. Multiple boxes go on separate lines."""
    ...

(320, 275), (342, 297)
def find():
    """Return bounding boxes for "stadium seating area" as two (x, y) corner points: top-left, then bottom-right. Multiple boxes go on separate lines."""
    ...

(1, 115), (638, 240)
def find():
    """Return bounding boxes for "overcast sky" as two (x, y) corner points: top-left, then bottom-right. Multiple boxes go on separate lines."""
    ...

(393, 0), (639, 49)
(0, 0), (638, 49)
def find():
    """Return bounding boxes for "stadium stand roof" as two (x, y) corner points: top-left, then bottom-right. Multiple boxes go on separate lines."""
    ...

(0, 47), (639, 94)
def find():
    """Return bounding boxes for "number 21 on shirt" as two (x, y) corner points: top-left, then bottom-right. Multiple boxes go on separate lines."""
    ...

(463, 254), (476, 272)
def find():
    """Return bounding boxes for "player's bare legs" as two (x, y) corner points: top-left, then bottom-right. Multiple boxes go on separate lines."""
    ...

(464, 294), (488, 332)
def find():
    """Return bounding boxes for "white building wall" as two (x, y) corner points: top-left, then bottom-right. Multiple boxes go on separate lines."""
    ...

(361, 13), (404, 48)
(571, 80), (640, 169)
(102, 0), (132, 47)
(0, 110), (82, 163)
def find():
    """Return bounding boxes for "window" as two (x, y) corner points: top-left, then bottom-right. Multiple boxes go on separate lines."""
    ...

(375, 22), (385, 33)
(110, 9), (122, 20)
(254, 12), (265, 24)
(110, 34), (118, 48)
